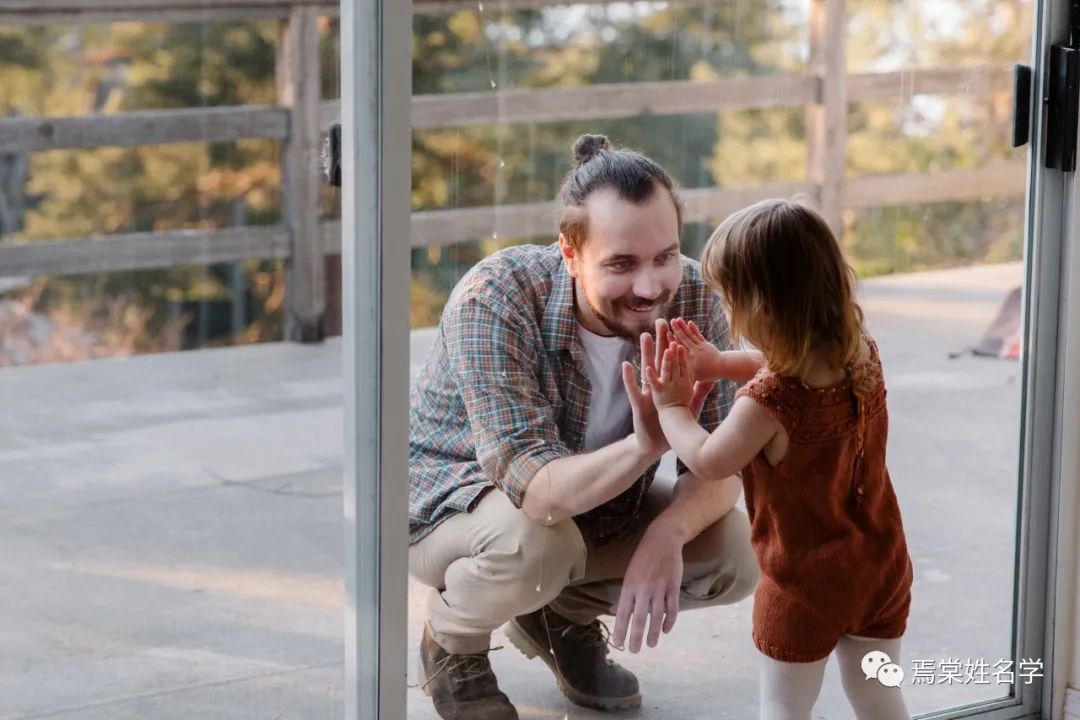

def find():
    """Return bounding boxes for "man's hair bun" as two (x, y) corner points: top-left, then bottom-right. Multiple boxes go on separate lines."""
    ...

(572, 134), (611, 166)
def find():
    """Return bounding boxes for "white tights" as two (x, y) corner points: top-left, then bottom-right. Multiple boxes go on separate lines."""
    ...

(759, 635), (911, 720)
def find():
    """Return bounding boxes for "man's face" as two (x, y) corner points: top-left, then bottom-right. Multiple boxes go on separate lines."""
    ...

(561, 185), (683, 341)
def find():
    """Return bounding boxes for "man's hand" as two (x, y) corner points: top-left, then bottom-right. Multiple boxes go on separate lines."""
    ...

(621, 359), (668, 460)
(623, 331), (710, 459)
(646, 344), (695, 409)
(641, 323), (711, 417)
(642, 319), (673, 385)
(612, 523), (684, 653)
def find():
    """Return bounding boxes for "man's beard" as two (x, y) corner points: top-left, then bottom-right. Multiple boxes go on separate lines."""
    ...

(578, 278), (673, 342)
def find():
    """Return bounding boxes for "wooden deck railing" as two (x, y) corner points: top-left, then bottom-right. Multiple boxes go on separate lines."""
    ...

(0, 0), (1028, 341)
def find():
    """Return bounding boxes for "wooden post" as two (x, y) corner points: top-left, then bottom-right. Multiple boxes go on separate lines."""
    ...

(806, 0), (847, 240)
(277, 5), (326, 342)
(230, 198), (249, 337)
(0, 150), (30, 236)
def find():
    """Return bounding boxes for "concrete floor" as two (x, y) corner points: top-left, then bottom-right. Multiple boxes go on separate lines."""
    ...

(0, 262), (1026, 719)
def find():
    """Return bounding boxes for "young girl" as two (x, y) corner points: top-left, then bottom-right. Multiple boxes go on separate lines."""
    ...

(645, 199), (913, 720)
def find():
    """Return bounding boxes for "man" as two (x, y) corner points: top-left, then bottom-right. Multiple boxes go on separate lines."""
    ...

(409, 134), (759, 720)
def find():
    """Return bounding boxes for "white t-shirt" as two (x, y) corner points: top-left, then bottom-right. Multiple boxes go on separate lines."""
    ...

(576, 323), (635, 452)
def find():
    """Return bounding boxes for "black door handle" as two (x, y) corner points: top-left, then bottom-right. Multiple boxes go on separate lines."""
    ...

(1013, 64), (1033, 148)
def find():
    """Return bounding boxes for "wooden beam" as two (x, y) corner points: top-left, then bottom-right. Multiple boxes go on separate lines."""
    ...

(848, 64), (1015, 104)
(806, 0), (847, 239)
(5, 0), (325, 9)
(3, 0), (713, 25)
(847, 164), (1028, 208)
(277, 5), (326, 342)
(319, 164), (1028, 252)
(319, 66), (1010, 132)
(1, 167), (1026, 279)
(1, 0), (337, 25)
(406, 182), (817, 247)
(0, 226), (290, 277)
(1, 0), (728, 20)
(0, 106), (289, 153)
(0, 64), (1015, 154)
(409, 76), (817, 128)
(414, 0), (732, 12)
(402, 168), (1027, 248)
(2, 0), (729, 22)
(410, 200), (558, 247)
(4, 7), (291, 24)
(680, 182), (819, 223)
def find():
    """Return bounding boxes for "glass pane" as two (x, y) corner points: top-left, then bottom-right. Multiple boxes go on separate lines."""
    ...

(843, 0), (1033, 714)
(404, 1), (1033, 719)
(1, 15), (343, 719)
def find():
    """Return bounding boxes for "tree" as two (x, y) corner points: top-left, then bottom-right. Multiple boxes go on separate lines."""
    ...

(0, 0), (1034, 358)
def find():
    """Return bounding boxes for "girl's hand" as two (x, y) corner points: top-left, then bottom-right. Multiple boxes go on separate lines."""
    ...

(670, 317), (727, 382)
(646, 344), (695, 409)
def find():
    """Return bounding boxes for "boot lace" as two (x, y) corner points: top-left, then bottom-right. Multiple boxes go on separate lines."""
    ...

(421, 645), (504, 691)
(560, 618), (617, 651)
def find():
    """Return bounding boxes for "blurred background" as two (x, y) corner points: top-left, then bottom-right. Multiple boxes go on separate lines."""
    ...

(0, 0), (1028, 363)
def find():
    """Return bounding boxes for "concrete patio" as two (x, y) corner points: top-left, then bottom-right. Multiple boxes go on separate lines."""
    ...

(0, 262), (1026, 719)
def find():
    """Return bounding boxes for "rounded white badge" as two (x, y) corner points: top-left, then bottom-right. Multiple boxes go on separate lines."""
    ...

(861, 650), (893, 681)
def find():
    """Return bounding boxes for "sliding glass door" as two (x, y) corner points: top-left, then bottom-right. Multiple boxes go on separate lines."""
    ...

(343, 0), (1078, 717)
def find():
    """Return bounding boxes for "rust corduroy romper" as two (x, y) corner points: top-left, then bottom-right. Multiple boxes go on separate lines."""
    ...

(735, 341), (914, 663)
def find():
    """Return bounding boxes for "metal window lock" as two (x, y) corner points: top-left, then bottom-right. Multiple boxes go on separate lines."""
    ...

(322, 123), (343, 187)
(1045, 44), (1079, 171)
(1013, 64), (1032, 148)
(1012, 0), (1080, 171)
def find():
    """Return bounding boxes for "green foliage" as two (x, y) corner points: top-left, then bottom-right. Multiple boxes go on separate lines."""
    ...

(408, 2), (1029, 324)
(0, 21), (286, 356)
(0, 1), (1033, 359)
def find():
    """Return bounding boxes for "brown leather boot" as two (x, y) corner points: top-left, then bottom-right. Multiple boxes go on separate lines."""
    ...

(417, 625), (519, 720)
(505, 607), (641, 711)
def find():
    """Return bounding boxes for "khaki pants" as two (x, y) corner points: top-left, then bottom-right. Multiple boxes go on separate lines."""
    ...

(409, 477), (760, 654)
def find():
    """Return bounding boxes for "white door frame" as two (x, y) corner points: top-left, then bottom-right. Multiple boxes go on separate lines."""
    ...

(1026, 0), (1080, 716)
(342, 0), (411, 718)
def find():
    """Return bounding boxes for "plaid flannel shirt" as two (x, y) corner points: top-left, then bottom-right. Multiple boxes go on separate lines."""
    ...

(409, 242), (735, 546)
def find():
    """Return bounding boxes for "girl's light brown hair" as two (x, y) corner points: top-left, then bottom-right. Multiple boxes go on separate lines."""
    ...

(700, 199), (867, 384)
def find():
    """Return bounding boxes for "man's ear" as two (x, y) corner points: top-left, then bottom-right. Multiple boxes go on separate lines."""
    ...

(558, 233), (580, 278)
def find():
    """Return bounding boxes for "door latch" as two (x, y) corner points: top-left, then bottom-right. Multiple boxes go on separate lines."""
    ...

(1012, 64), (1032, 148)
(1044, 0), (1080, 170)
(323, 123), (343, 187)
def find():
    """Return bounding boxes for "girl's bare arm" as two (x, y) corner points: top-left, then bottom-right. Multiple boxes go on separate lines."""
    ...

(657, 397), (779, 481)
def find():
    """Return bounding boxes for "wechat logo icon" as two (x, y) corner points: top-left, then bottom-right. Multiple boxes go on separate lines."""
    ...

(862, 650), (905, 688)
